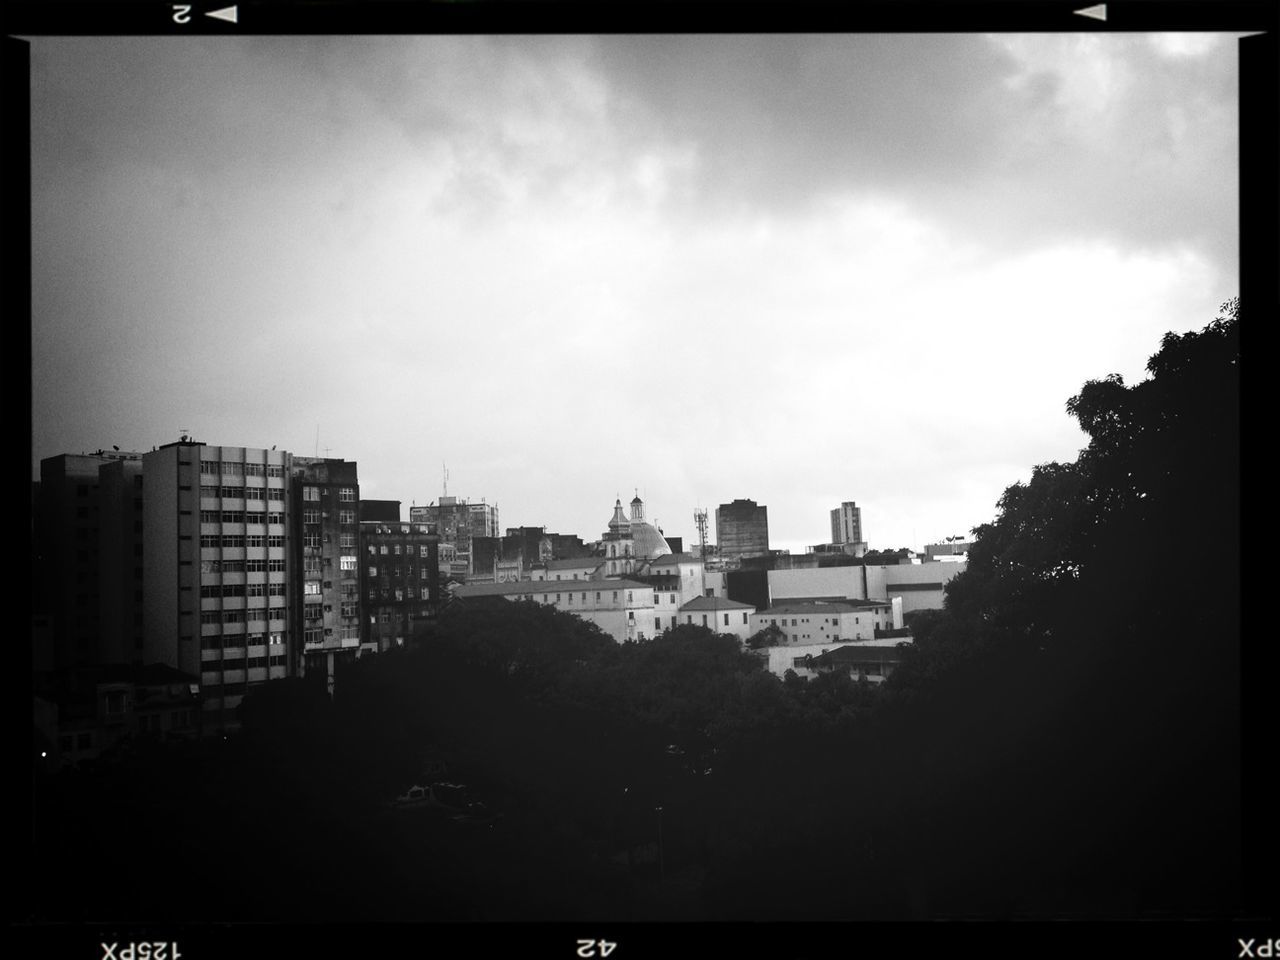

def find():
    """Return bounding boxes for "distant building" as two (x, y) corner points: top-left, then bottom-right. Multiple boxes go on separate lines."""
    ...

(675, 595), (756, 640)
(530, 557), (605, 581)
(792, 643), (905, 684)
(767, 562), (966, 616)
(830, 501), (865, 549)
(749, 599), (899, 646)
(359, 519), (439, 654)
(715, 499), (770, 561)
(638, 553), (706, 632)
(35, 449), (144, 671)
(602, 495), (672, 576)
(450, 578), (656, 643)
(292, 457), (361, 695)
(924, 540), (973, 562)
(409, 496), (499, 580)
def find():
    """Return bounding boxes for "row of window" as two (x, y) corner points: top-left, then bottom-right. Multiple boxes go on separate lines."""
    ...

(366, 543), (433, 557)
(200, 609), (287, 624)
(370, 524), (433, 535)
(302, 510), (357, 524)
(202, 655), (285, 671)
(369, 587), (431, 602)
(367, 566), (430, 579)
(200, 583), (287, 598)
(200, 535), (286, 548)
(201, 632), (284, 649)
(199, 510), (286, 524)
(200, 461), (285, 478)
(301, 486), (357, 502)
(199, 484), (280, 499)
(200, 559), (286, 573)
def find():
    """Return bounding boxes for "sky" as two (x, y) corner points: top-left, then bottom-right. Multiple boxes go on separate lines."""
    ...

(29, 32), (1241, 553)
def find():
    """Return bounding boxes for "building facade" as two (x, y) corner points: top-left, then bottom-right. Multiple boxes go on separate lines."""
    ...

(409, 496), (499, 580)
(359, 519), (440, 654)
(142, 440), (293, 730)
(715, 499), (770, 561)
(292, 457), (361, 693)
(451, 579), (656, 643)
(749, 599), (898, 646)
(830, 501), (864, 547)
(674, 595), (756, 640)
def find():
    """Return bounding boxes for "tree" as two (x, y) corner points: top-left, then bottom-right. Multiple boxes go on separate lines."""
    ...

(745, 622), (784, 649)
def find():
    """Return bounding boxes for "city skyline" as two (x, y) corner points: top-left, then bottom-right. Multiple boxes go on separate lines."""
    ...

(30, 33), (1241, 553)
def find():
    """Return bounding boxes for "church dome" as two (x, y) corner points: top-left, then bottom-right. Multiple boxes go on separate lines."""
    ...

(629, 521), (671, 561)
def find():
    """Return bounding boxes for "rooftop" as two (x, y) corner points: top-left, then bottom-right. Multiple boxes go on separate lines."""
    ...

(453, 578), (653, 598)
(757, 599), (892, 617)
(678, 596), (755, 612)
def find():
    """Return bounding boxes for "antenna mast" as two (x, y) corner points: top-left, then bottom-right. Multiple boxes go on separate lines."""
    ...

(694, 508), (709, 560)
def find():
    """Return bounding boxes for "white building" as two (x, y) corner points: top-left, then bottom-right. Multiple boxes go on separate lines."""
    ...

(749, 599), (899, 646)
(767, 562), (966, 616)
(601, 495), (672, 576)
(530, 557), (605, 581)
(142, 440), (293, 730)
(674, 596), (756, 640)
(450, 578), (656, 643)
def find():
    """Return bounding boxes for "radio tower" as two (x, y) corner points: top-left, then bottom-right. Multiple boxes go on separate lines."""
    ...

(694, 508), (709, 560)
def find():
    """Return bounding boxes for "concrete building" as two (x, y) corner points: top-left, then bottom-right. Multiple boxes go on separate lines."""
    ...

(767, 561), (967, 616)
(638, 552), (707, 632)
(360, 519), (440, 655)
(142, 440), (294, 730)
(290, 457), (363, 695)
(675, 595), (756, 640)
(830, 501), (866, 552)
(35, 449), (144, 670)
(409, 495), (499, 580)
(530, 557), (605, 581)
(97, 457), (146, 667)
(766, 642), (905, 682)
(715, 499), (769, 561)
(924, 540), (973, 562)
(749, 599), (899, 646)
(450, 578), (656, 643)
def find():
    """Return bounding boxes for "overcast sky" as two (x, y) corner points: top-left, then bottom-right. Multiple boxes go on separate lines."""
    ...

(30, 33), (1240, 552)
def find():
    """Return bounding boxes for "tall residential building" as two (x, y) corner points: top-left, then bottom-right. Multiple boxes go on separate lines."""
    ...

(97, 457), (146, 666)
(830, 502), (864, 546)
(359, 518), (440, 654)
(142, 440), (293, 730)
(715, 499), (770, 561)
(35, 449), (144, 670)
(292, 457), (361, 695)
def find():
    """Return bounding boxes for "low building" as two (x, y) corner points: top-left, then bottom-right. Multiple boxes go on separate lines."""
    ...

(749, 599), (899, 646)
(33, 664), (202, 769)
(767, 562), (965, 616)
(673, 596), (756, 639)
(529, 557), (605, 581)
(450, 578), (656, 643)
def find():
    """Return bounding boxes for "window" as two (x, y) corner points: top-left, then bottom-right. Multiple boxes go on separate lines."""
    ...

(268, 559), (286, 572)
(222, 462), (242, 476)
(245, 488), (264, 500)
(340, 556), (357, 571)
(743, 613), (749, 624)
(339, 510), (355, 524)
(305, 581), (321, 595)
(266, 465), (283, 478)
(200, 485), (220, 497)
(246, 535), (265, 548)
(419, 545), (430, 557)
(268, 536), (285, 548)
(222, 535), (245, 548)
(303, 510), (321, 524)
(303, 486), (320, 502)
(222, 511), (244, 523)
(268, 583), (286, 596)
(201, 461), (218, 475)
(702, 615), (708, 626)
(200, 510), (220, 523)
(244, 463), (265, 477)
(201, 560), (221, 574)
(268, 488), (285, 501)
(267, 512), (284, 524)
(246, 559), (266, 572)
(724, 614), (730, 626)
(339, 488), (355, 502)
(340, 534), (355, 548)
(246, 512), (266, 526)
(368, 566), (378, 578)
(303, 534), (321, 549)
(394, 544), (402, 555)
(380, 545), (388, 555)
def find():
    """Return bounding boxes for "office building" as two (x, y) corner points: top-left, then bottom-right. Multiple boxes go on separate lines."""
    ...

(715, 499), (770, 561)
(360, 518), (440, 654)
(830, 501), (864, 546)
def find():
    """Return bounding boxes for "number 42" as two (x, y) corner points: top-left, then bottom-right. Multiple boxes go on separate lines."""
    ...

(576, 940), (617, 958)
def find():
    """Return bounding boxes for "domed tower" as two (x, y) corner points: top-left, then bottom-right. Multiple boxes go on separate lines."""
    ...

(628, 493), (671, 562)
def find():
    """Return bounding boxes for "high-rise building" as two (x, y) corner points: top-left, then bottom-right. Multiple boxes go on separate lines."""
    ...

(142, 440), (293, 730)
(830, 502), (864, 546)
(292, 457), (361, 695)
(97, 457), (146, 666)
(35, 449), (144, 671)
(359, 518), (439, 654)
(715, 499), (770, 561)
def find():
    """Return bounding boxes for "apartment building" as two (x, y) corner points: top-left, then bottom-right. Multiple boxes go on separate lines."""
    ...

(360, 518), (440, 654)
(142, 440), (292, 730)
